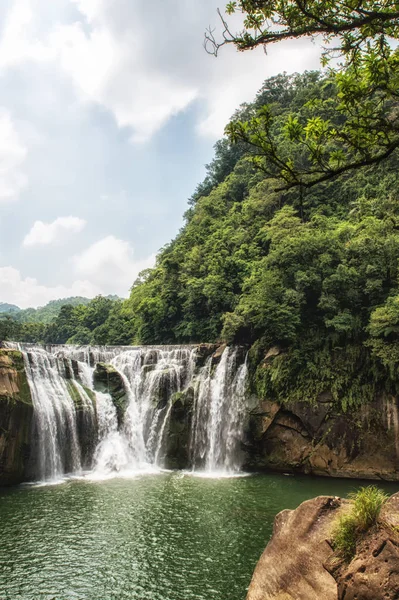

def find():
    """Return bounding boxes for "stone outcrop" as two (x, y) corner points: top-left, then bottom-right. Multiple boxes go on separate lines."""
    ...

(93, 362), (128, 426)
(0, 349), (33, 485)
(246, 496), (341, 600)
(247, 493), (399, 600)
(245, 394), (399, 480)
(165, 387), (195, 469)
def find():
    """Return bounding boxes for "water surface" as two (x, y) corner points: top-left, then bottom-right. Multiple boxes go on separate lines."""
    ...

(1, 472), (398, 600)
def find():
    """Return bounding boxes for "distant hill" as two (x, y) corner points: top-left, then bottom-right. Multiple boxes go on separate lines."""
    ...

(1, 295), (120, 324)
(0, 303), (20, 314)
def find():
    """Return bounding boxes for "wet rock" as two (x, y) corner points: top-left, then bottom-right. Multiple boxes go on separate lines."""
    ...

(64, 359), (80, 380)
(142, 350), (158, 366)
(194, 344), (219, 367)
(0, 350), (33, 486)
(211, 343), (227, 365)
(164, 387), (195, 469)
(93, 363), (128, 426)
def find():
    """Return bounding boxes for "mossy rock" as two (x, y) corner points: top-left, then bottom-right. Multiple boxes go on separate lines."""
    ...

(0, 350), (32, 407)
(93, 362), (128, 426)
(170, 387), (195, 417)
(162, 386), (196, 469)
(65, 380), (98, 469)
(0, 350), (33, 485)
(66, 381), (96, 412)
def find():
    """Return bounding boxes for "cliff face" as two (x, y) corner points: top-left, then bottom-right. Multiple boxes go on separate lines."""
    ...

(245, 393), (399, 480)
(0, 350), (33, 485)
(246, 493), (399, 600)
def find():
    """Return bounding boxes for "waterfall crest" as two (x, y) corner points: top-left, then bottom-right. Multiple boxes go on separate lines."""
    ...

(5, 343), (248, 482)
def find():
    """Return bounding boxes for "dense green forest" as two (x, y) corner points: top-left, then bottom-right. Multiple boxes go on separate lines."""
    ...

(0, 296), (122, 344)
(2, 71), (399, 408)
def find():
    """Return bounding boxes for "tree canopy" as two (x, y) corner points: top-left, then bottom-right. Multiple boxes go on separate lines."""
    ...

(206, 1), (399, 190)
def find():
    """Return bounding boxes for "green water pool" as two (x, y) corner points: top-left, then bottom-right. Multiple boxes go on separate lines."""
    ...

(1, 472), (398, 600)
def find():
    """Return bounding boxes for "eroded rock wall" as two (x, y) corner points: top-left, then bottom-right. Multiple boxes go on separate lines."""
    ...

(245, 393), (399, 480)
(0, 349), (33, 485)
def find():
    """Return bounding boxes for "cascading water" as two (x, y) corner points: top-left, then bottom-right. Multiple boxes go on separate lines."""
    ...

(190, 347), (248, 474)
(5, 342), (249, 481)
(22, 347), (83, 481)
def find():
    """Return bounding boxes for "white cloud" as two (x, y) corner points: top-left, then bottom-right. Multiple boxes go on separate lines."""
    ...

(0, 0), (53, 70)
(0, 108), (27, 202)
(0, 266), (98, 309)
(0, 0), (321, 142)
(73, 235), (155, 296)
(23, 216), (86, 247)
(50, 18), (198, 142)
(0, 235), (154, 307)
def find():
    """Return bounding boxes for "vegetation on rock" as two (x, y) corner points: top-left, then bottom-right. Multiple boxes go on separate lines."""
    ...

(332, 485), (388, 560)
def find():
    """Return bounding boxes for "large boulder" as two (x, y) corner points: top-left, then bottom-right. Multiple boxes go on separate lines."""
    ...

(93, 363), (128, 426)
(246, 496), (341, 600)
(0, 350), (33, 485)
(247, 492), (399, 600)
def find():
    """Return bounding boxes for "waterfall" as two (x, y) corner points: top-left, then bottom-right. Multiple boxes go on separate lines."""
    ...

(190, 347), (248, 474)
(5, 343), (249, 481)
(92, 391), (132, 475)
(23, 348), (82, 481)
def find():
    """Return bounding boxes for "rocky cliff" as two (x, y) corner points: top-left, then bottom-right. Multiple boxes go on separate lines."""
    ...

(244, 347), (399, 480)
(244, 393), (399, 480)
(246, 492), (399, 600)
(0, 349), (33, 485)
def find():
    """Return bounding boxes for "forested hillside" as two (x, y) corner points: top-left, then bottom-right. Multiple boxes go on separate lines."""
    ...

(0, 295), (123, 344)
(117, 72), (399, 409)
(3, 71), (399, 409)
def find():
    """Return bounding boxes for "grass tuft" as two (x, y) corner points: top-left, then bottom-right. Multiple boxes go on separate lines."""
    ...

(332, 486), (388, 562)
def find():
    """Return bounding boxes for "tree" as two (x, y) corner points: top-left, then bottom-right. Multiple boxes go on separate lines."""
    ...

(206, 1), (399, 191)
(206, 1), (399, 57)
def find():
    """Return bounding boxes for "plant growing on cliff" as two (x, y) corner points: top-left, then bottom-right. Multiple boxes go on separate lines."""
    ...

(332, 486), (388, 561)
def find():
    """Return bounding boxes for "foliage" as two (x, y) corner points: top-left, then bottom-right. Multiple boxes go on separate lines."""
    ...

(351, 486), (388, 530)
(205, 2), (399, 190)
(207, 1), (399, 57)
(3, 73), (399, 414)
(332, 486), (388, 561)
(0, 296), (125, 346)
(0, 303), (20, 314)
(332, 512), (358, 562)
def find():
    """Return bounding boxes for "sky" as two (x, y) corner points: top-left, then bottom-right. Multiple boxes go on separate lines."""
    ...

(0, 0), (321, 308)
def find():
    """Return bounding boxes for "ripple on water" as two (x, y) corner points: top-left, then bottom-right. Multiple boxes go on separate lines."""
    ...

(1, 472), (398, 600)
